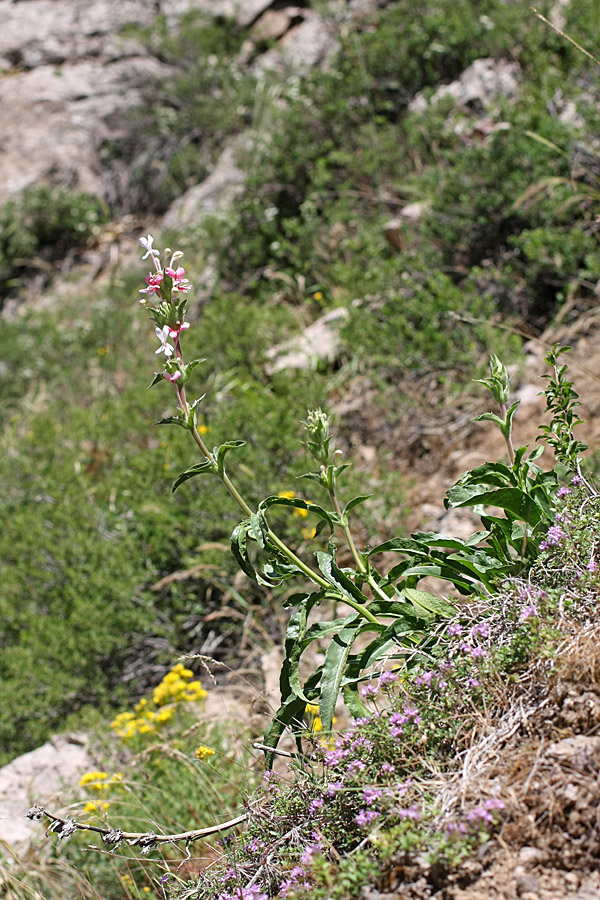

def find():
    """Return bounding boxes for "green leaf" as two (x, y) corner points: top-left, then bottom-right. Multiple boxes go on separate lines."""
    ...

(147, 373), (164, 389)
(260, 496), (335, 534)
(250, 511), (270, 550)
(156, 415), (187, 428)
(171, 459), (216, 492)
(262, 693), (308, 770)
(320, 622), (376, 730)
(230, 520), (259, 583)
(342, 683), (370, 719)
(446, 485), (542, 525)
(367, 537), (426, 557)
(316, 551), (372, 610)
(402, 588), (456, 619)
(411, 531), (489, 550)
(342, 494), (372, 521)
(215, 441), (246, 477)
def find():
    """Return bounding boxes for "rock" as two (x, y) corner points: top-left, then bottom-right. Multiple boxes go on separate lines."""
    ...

(250, 9), (299, 43)
(265, 307), (349, 374)
(0, 0), (175, 203)
(253, 10), (339, 75)
(518, 846), (547, 866)
(162, 135), (249, 231)
(0, 733), (94, 857)
(161, 0), (275, 28)
(409, 57), (521, 113)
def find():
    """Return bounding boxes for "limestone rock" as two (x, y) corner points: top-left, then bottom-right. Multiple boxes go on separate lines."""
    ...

(253, 10), (339, 75)
(265, 307), (349, 374)
(409, 57), (521, 113)
(162, 135), (249, 231)
(0, 733), (93, 857)
(160, 0), (275, 27)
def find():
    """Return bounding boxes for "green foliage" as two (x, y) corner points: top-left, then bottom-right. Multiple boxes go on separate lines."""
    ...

(0, 186), (107, 299)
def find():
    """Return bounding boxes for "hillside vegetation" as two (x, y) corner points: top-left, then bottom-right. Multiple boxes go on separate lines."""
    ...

(1, 6), (600, 897)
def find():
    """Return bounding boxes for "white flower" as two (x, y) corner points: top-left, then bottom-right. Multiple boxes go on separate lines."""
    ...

(155, 325), (174, 358)
(139, 234), (159, 261)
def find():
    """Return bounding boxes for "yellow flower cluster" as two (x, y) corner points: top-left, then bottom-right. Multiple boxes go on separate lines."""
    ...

(79, 771), (123, 815)
(79, 771), (123, 792)
(83, 800), (110, 814)
(111, 664), (207, 741)
(194, 744), (215, 760)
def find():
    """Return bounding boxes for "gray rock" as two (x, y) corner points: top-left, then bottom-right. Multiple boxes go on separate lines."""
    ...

(253, 10), (339, 75)
(0, 733), (93, 857)
(409, 57), (521, 113)
(160, 0), (274, 27)
(265, 307), (349, 374)
(162, 135), (249, 231)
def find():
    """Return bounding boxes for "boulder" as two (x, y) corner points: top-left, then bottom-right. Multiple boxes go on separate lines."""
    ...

(0, 733), (93, 858)
(265, 307), (349, 374)
(409, 58), (521, 113)
(161, 135), (249, 231)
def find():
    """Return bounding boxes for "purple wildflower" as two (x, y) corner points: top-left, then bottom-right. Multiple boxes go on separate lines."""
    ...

(378, 670), (399, 688)
(519, 604), (539, 621)
(355, 808), (380, 827)
(360, 683), (379, 700)
(557, 486), (571, 498)
(362, 788), (383, 806)
(446, 623), (463, 637)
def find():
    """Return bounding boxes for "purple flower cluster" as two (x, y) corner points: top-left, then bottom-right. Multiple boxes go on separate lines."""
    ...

(446, 798), (505, 837)
(217, 885), (268, 900)
(279, 866), (311, 897)
(355, 808), (380, 827)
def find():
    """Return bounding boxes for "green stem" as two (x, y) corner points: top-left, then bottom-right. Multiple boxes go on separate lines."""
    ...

(183, 397), (380, 626)
(328, 488), (366, 575)
(499, 403), (515, 465)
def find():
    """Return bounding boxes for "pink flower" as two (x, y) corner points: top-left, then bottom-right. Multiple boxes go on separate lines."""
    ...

(163, 371), (181, 383)
(140, 272), (164, 295)
(168, 321), (190, 338)
(165, 266), (191, 293)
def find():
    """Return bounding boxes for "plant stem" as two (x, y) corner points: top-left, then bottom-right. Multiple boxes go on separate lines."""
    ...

(499, 402), (515, 464)
(328, 487), (366, 574)
(180, 388), (380, 626)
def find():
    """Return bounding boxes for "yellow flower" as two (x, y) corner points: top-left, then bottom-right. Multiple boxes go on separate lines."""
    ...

(294, 507), (309, 519)
(79, 771), (108, 788)
(172, 663), (194, 679)
(195, 745), (215, 760)
(301, 526), (317, 541)
(305, 703), (319, 716)
(184, 680), (208, 702)
(96, 346), (107, 356)
(83, 801), (110, 814)
(143, 888), (151, 894)
(155, 707), (175, 724)
(313, 291), (324, 301)
(197, 424), (209, 435)
(312, 716), (324, 732)
(278, 490), (295, 499)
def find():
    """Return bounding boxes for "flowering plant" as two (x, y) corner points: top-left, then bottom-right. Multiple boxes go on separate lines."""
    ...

(135, 235), (594, 764)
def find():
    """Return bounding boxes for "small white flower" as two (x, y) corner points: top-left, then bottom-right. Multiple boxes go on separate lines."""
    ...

(155, 325), (174, 357)
(140, 234), (159, 260)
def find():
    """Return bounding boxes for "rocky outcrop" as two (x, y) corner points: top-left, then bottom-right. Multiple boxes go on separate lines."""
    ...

(409, 57), (521, 113)
(0, 0), (341, 207)
(0, 733), (93, 859)
(0, 0), (174, 202)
